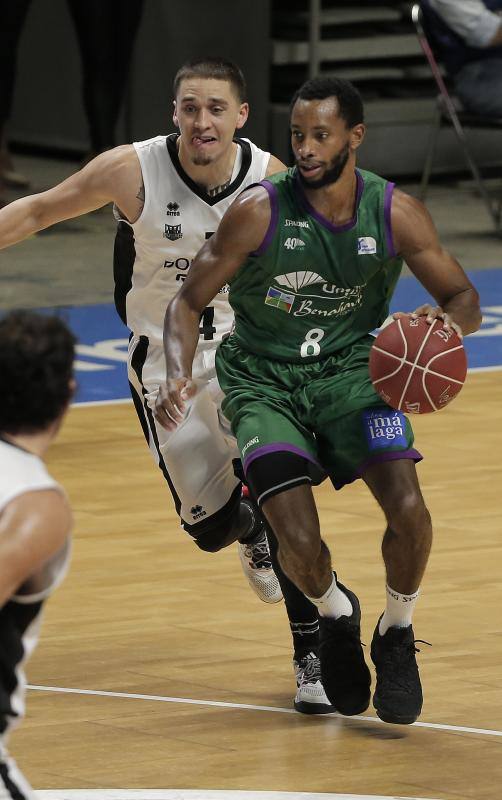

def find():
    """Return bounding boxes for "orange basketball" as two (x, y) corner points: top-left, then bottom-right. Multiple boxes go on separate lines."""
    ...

(369, 316), (467, 414)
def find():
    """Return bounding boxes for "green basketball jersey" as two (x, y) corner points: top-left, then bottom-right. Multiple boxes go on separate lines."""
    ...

(227, 167), (403, 362)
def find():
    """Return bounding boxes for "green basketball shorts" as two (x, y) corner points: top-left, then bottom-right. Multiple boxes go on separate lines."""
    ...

(216, 336), (422, 489)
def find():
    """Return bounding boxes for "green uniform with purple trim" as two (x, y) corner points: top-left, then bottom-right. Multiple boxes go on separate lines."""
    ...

(216, 167), (422, 488)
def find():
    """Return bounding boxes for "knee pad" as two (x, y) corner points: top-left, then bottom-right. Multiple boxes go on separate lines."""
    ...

(183, 484), (242, 552)
(191, 516), (236, 553)
(246, 451), (323, 507)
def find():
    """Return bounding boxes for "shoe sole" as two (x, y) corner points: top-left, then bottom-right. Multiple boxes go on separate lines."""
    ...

(374, 706), (419, 725)
(336, 699), (371, 716)
(242, 572), (283, 603)
(294, 700), (336, 715)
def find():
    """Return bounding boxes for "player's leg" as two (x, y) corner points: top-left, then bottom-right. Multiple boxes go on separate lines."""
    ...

(316, 404), (427, 723)
(309, 343), (428, 721)
(127, 336), (281, 603)
(266, 528), (334, 714)
(246, 451), (371, 716)
(363, 458), (432, 725)
(233, 436), (333, 713)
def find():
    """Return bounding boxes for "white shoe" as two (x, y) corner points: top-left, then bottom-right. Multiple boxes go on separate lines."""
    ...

(237, 518), (283, 604)
(293, 651), (336, 714)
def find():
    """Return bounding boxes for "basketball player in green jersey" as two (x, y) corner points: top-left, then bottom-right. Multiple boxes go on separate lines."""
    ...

(155, 77), (481, 724)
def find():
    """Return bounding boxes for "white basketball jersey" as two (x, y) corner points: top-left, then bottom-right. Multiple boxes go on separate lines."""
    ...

(114, 134), (270, 347)
(0, 439), (71, 737)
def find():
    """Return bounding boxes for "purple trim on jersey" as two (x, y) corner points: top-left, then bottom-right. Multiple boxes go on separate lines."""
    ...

(243, 442), (320, 474)
(384, 181), (397, 258)
(296, 170), (364, 234)
(332, 447), (423, 490)
(252, 180), (279, 256)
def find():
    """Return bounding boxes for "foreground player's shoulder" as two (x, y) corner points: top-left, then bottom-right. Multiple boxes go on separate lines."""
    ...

(214, 183), (272, 256)
(232, 182), (271, 217)
(0, 488), (72, 572)
(390, 188), (438, 257)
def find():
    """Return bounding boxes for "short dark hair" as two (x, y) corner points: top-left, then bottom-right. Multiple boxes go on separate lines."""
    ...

(0, 310), (76, 435)
(290, 77), (364, 128)
(173, 56), (247, 103)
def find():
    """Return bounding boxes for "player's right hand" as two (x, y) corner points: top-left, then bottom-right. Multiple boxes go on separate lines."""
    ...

(154, 378), (197, 430)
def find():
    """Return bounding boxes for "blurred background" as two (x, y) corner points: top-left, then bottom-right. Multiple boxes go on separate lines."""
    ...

(1, 0), (501, 317)
(4, 0), (502, 176)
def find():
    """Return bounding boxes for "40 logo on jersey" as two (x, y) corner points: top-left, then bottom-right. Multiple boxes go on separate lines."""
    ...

(283, 236), (306, 250)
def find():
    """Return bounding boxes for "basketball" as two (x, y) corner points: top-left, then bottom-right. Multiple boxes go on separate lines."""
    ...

(369, 315), (467, 413)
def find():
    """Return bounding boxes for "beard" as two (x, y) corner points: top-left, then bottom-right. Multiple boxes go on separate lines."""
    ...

(191, 153), (213, 166)
(296, 143), (350, 189)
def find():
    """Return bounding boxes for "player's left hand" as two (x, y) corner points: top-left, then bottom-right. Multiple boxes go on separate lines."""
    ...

(393, 305), (463, 339)
(154, 378), (197, 431)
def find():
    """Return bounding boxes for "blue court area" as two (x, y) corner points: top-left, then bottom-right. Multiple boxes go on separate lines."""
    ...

(36, 267), (502, 404)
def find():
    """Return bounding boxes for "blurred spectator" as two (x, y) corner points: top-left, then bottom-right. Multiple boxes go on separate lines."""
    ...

(0, 1), (32, 205)
(426, 0), (502, 118)
(0, 0), (144, 205)
(66, 0), (145, 160)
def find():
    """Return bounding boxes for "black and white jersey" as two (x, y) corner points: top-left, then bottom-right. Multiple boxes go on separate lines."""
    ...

(113, 134), (271, 348)
(0, 440), (71, 739)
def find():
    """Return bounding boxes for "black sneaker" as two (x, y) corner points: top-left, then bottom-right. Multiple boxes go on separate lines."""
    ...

(371, 621), (425, 725)
(318, 583), (371, 716)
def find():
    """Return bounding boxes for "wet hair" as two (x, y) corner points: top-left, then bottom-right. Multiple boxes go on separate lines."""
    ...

(0, 310), (76, 434)
(290, 77), (364, 128)
(173, 56), (247, 103)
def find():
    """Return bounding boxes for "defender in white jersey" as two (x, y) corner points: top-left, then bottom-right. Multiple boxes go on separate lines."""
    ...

(115, 133), (271, 548)
(0, 57), (333, 713)
(0, 311), (75, 799)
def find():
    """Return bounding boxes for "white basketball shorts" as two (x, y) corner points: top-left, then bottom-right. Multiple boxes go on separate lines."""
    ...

(127, 334), (241, 534)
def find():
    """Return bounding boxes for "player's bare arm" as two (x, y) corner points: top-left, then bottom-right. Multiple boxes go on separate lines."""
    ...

(391, 190), (482, 336)
(0, 490), (71, 607)
(154, 185), (272, 431)
(0, 145), (143, 250)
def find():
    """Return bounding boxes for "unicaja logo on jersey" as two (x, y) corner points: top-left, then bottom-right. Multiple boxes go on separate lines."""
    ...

(274, 271), (325, 291)
(264, 271), (324, 313)
(357, 236), (377, 255)
(284, 237), (306, 250)
(264, 270), (365, 318)
(164, 224), (182, 241)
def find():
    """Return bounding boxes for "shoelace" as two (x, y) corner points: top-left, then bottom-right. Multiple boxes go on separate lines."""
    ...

(378, 639), (432, 692)
(414, 639), (432, 651)
(297, 655), (322, 685)
(245, 532), (272, 569)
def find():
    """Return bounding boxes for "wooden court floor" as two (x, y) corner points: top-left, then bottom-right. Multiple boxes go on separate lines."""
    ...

(12, 371), (502, 799)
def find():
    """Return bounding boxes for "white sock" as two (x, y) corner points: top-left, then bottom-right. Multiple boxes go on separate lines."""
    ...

(307, 574), (352, 619)
(378, 584), (420, 635)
